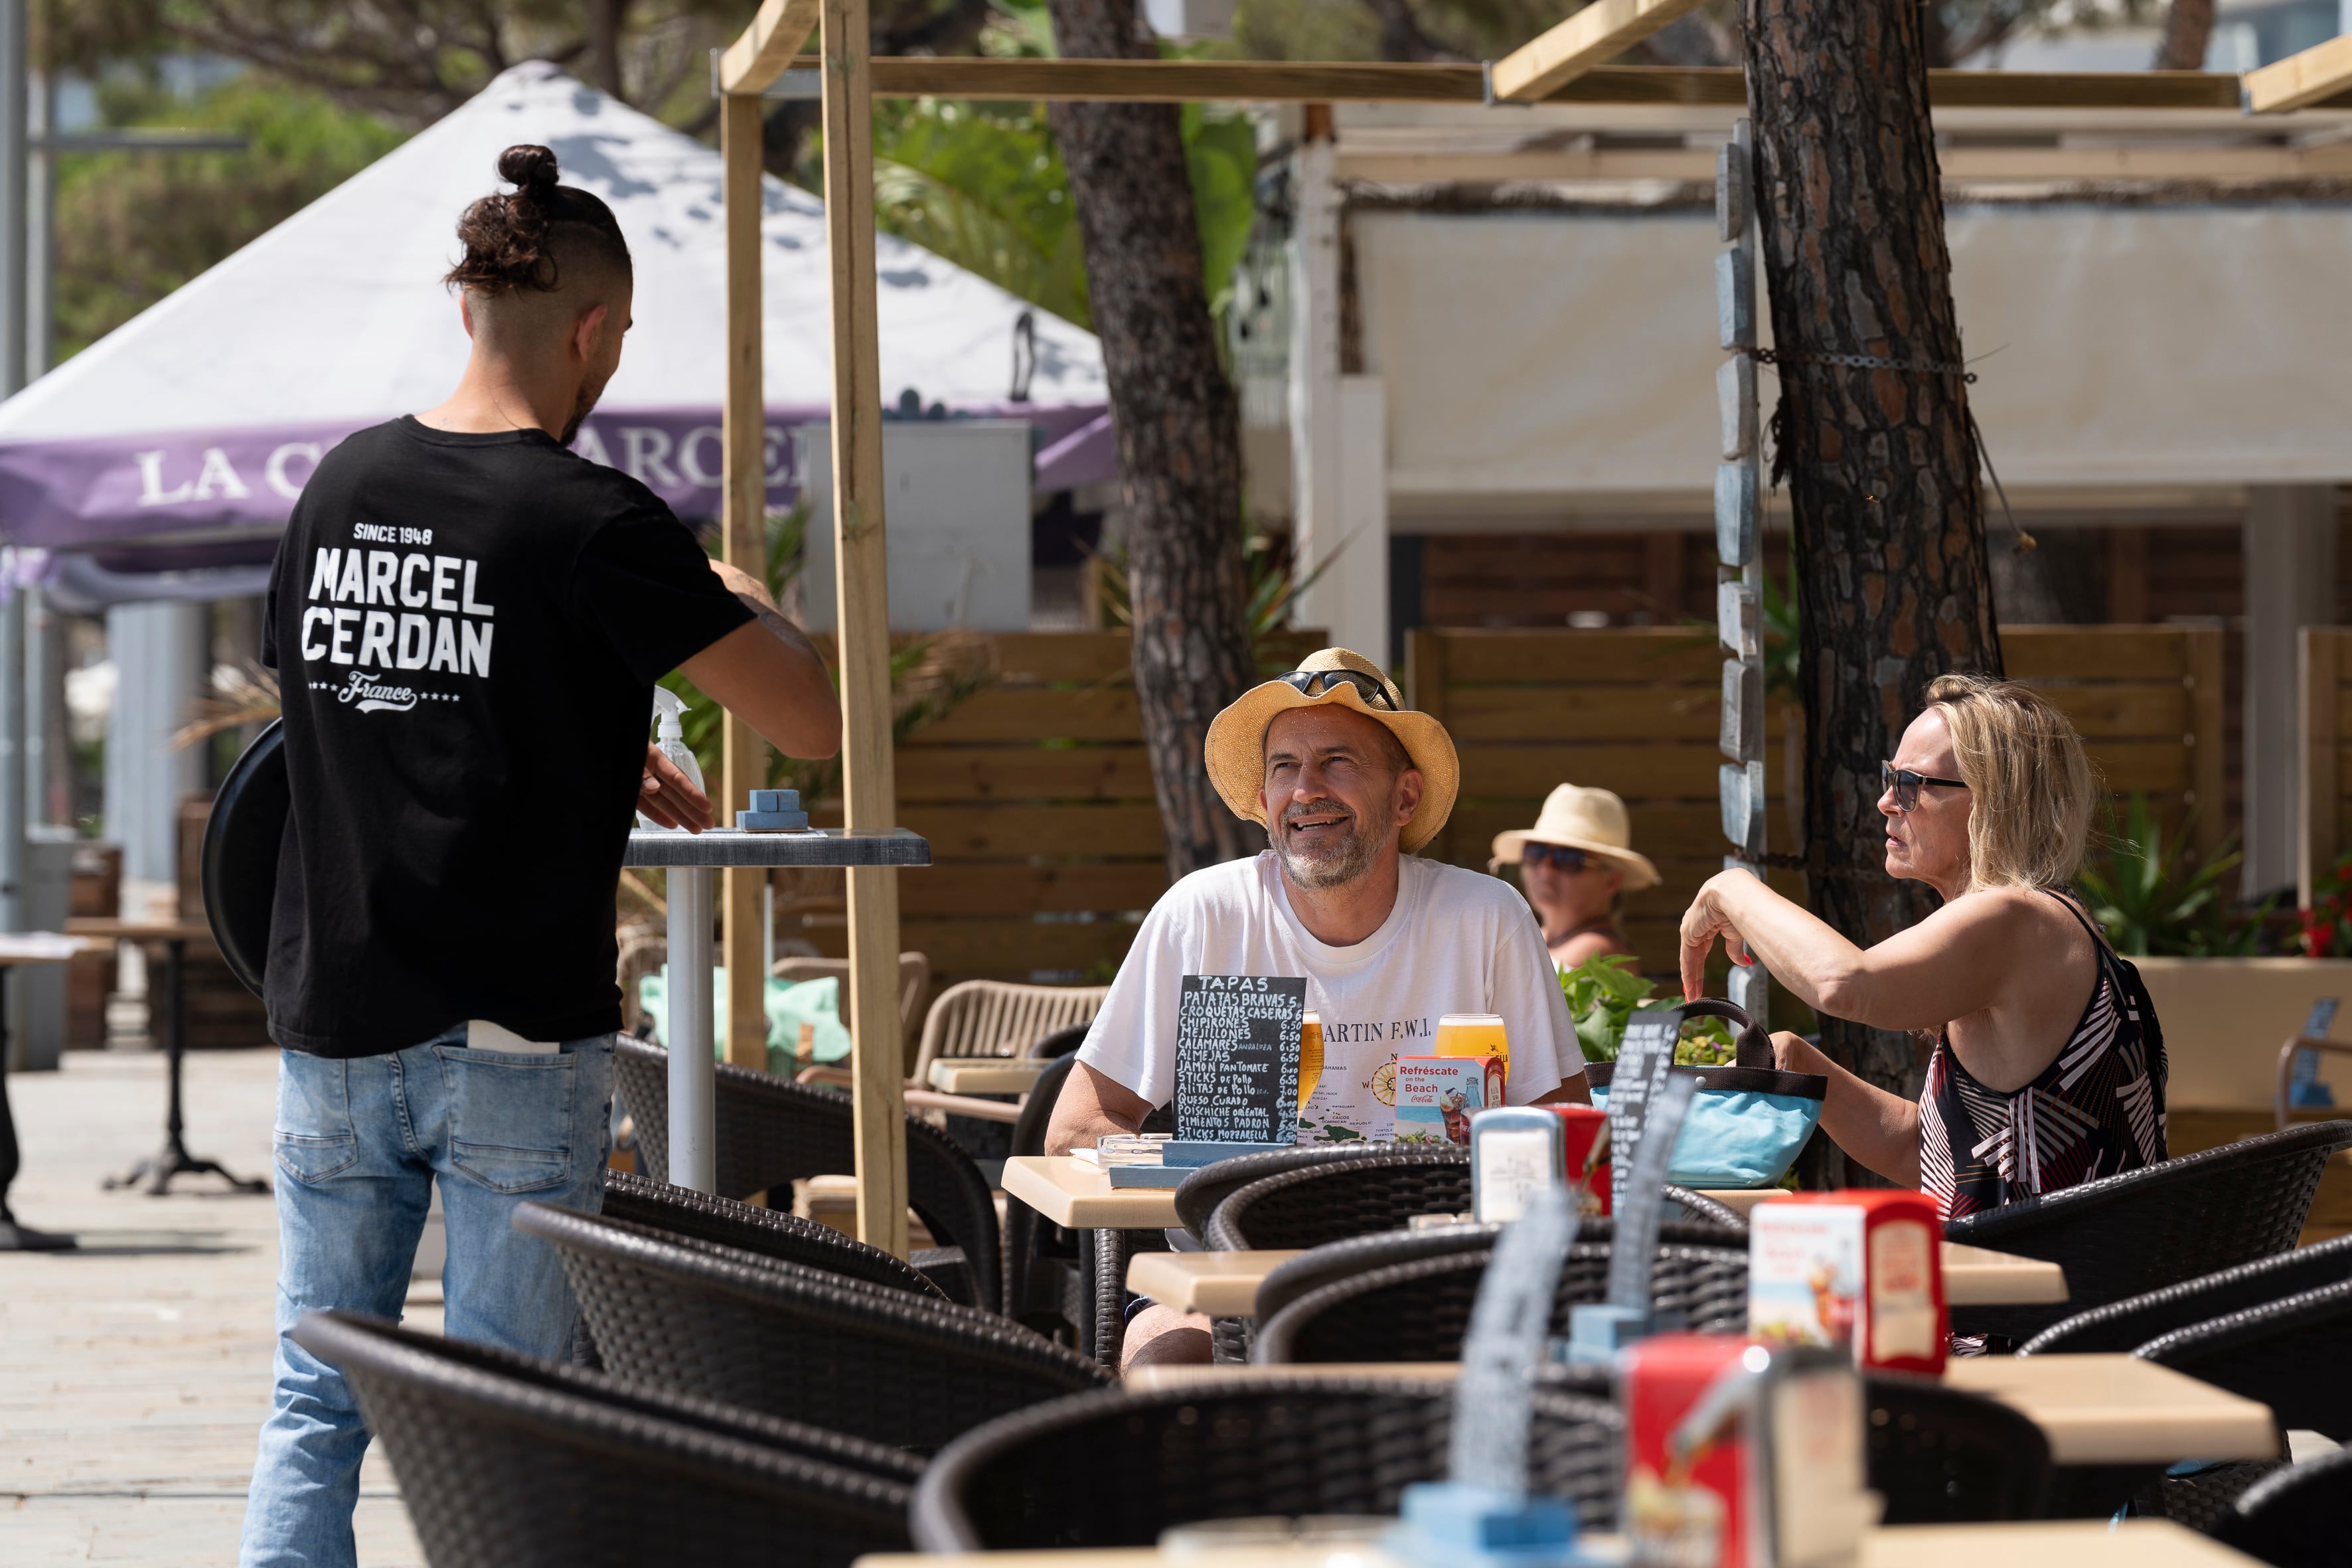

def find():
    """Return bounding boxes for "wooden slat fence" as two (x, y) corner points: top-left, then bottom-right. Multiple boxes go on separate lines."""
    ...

(795, 631), (1321, 988)
(2300, 628), (2352, 907)
(1407, 625), (2225, 975)
(785, 625), (2223, 987)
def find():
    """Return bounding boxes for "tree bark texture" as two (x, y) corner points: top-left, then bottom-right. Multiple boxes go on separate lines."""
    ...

(1745, 0), (2004, 1181)
(1044, 0), (1259, 882)
(2153, 0), (2216, 72)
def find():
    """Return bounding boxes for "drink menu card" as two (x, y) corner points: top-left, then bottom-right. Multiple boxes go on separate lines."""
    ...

(1174, 975), (1308, 1144)
(1608, 1008), (1682, 1214)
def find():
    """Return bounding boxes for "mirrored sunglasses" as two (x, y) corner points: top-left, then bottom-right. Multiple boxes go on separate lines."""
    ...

(1277, 668), (1397, 711)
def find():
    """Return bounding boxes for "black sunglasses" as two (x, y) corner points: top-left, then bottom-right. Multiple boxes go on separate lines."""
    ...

(1522, 842), (1591, 873)
(1882, 762), (1970, 813)
(1278, 668), (1396, 711)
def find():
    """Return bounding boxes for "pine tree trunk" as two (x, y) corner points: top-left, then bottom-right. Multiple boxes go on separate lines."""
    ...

(1044, 0), (1259, 880)
(2153, 0), (2217, 72)
(1745, 0), (2004, 1181)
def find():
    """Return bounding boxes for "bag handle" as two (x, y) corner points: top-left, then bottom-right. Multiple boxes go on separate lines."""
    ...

(1673, 997), (1775, 1073)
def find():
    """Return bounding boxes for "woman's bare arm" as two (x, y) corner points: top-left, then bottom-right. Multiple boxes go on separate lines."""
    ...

(1680, 870), (2038, 1033)
(1772, 1030), (1922, 1188)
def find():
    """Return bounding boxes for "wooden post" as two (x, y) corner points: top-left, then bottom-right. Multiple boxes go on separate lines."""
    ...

(720, 92), (771, 1074)
(2187, 621), (2226, 872)
(821, 0), (910, 1259)
(2300, 628), (2341, 911)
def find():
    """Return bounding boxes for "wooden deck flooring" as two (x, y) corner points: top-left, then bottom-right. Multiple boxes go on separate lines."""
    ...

(2, 1047), (425, 1565)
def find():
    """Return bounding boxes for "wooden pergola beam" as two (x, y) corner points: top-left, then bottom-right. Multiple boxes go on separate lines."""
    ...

(1488, 0), (1711, 104)
(720, 0), (822, 95)
(839, 58), (2246, 110)
(2247, 35), (2352, 114)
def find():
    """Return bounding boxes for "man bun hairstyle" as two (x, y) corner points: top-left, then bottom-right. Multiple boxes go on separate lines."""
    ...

(445, 144), (632, 297)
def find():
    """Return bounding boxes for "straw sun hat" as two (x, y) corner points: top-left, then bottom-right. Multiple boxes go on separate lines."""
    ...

(1204, 647), (1460, 854)
(1490, 783), (1661, 891)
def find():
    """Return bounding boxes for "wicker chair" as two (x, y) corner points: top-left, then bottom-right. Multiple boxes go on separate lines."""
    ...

(514, 1203), (1109, 1451)
(2134, 1279), (2352, 1442)
(599, 1170), (946, 1300)
(1172, 1143), (1425, 1242)
(2213, 1447), (2352, 1568)
(1940, 1121), (2352, 1340)
(1250, 1221), (1749, 1364)
(907, 1376), (1624, 1549)
(2017, 1233), (2352, 1356)
(613, 1037), (1002, 1312)
(1203, 1150), (1474, 1250)
(1003, 1044), (1093, 1346)
(1863, 1371), (2053, 1524)
(910, 979), (1109, 1087)
(290, 1310), (916, 1568)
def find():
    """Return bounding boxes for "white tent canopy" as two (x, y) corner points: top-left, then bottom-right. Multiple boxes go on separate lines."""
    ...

(0, 61), (1106, 562)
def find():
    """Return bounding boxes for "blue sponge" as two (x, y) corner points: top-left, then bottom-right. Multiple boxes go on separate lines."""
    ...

(738, 788), (809, 831)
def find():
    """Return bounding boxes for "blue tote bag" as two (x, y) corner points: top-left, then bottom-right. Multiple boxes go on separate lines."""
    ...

(1587, 997), (1826, 1190)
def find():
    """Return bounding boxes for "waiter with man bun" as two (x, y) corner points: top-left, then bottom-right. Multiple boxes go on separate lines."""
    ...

(238, 145), (841, 1568)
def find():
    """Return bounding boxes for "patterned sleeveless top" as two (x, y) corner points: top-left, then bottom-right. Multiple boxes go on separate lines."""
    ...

(1918, 890), (2167, 1222)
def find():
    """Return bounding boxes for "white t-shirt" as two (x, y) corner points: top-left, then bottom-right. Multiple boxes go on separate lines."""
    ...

(1077, 851), (1585, 1142)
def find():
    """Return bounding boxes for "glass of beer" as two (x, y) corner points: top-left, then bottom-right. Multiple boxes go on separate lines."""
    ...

(1434, 1012), (1509, 1073)
(1298, 1010), (1325, 1113)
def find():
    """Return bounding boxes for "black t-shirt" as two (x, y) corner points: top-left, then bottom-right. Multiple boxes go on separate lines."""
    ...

(260, 416), (754, 1057)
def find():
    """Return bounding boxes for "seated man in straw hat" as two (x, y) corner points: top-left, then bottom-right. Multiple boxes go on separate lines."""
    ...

(1492, 784), (1662, 972)
(1047, 649), (1590, 1365)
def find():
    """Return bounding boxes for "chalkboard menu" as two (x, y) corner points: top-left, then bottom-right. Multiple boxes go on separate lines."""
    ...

(1609, 1008), (1682, 1214)
(1174, 975), (1308, 1144)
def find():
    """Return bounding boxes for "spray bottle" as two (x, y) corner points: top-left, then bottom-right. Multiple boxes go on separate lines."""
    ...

(637, 686), (705, 830)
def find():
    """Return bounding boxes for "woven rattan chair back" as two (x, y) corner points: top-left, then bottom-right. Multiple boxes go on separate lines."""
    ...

(291, 1310), (916, 1568)
(1005, 1053), (1084, 1338)
(1204, 1150), (1476, 1250)
(1863, 1372), (2052, 1523)
(1664, 1186), (1749, 1231)
(771, 953), (931, 1071)
(515, 1203), (1109, 1451)
(615, 1037), (1003, 1312)
(2214, 1447), (2352, 1568)
(2018, 1231), (2352, 1356)
(1250, 1224), (1749, 1364)
(910, 980), (1110, 1084)
(2134, 1278), (2352, 1441)
(1172, 1143), (1437, 1242)
(599, 1169), (946, 1300)
(907, 1377), (1622, 1549)
(1940, 1120), (2352, 1340)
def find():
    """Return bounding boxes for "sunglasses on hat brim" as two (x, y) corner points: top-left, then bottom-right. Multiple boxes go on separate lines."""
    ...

(1277, 668), (1397, 711)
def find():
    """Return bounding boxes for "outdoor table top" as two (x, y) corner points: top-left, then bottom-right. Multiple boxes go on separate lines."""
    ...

(0, 931), (98, 963)
(1003, 1154), (1183, 1229)
(63, 917), (210, 943)
(623, 826), (931, 868)
(1122, 1356), (2278, 1468)
(1124, 1242), (2065, 1315)
(856, 1520), (2264, 1568)
(930, 1059), (1049, 1095)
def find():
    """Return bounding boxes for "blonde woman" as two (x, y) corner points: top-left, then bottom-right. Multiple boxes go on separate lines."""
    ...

(1492, 785), (1660, 971)
(1677, 674), (2165, 1220)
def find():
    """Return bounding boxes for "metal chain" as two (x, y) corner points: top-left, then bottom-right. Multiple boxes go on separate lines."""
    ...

(1749, 346), (1977, 383)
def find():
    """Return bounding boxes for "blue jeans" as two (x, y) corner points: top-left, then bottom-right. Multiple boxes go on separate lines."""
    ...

(238, 1028), (614, 1568)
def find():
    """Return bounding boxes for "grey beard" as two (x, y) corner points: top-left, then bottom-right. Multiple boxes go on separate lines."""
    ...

(1275, 813), (1387, 890)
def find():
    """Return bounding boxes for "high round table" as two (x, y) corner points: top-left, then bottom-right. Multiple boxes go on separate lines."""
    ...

(625, 828), (929, 1193)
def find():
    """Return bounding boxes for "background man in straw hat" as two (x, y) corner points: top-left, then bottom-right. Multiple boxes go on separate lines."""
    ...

(1048, 649), (1588, 1364)
(1493, 784), (1661, 971)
